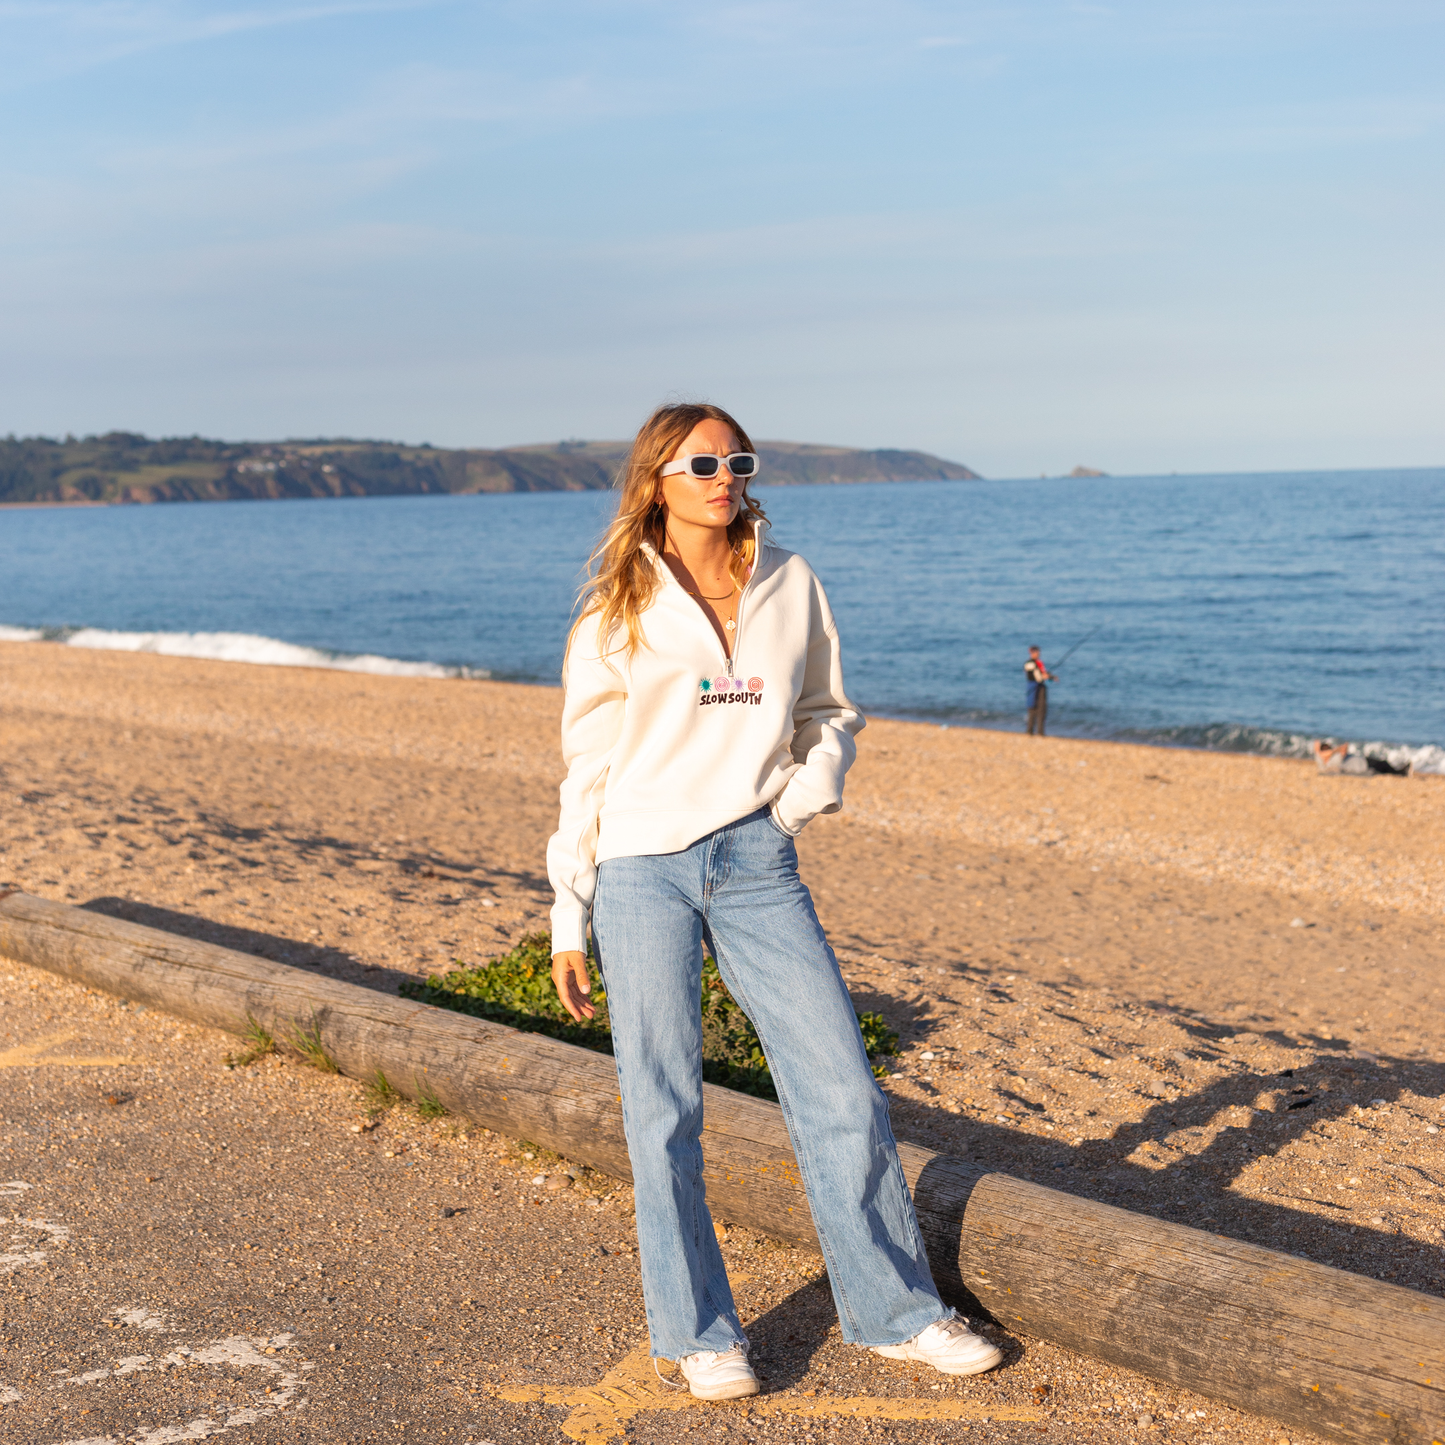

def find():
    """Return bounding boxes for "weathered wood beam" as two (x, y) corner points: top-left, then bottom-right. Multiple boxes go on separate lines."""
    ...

(1, 890), (1439, 1443)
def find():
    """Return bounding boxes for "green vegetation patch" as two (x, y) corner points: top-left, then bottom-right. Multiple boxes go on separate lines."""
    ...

(223, 1013), (276, 1069)
(363, 1067), (401, 1112)
(400, 931), (899, 1103)
(284, 1013), (340, 1073)
(413, 1072), (449, 1121)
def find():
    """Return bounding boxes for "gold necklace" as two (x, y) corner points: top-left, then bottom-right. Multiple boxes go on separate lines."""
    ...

(684, 582), (739, 630)
(664, 534), (740, 602)
(685, 581), (738, 601)
(684, 589), (734, 630)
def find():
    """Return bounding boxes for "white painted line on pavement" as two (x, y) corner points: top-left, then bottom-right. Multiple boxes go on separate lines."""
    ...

(0, 1183), (320, 1444)
(2, 1212), (71, 1274)
(12, 1330), (318, 1444)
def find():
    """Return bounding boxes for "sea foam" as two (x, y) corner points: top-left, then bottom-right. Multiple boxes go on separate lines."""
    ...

(1112, 721), (1445, 775)
(3, 621), (1438, 772)
(1, 625), (485, 680)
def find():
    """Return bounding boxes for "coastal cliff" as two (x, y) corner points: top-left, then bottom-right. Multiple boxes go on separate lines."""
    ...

(0, 433), (981, 506)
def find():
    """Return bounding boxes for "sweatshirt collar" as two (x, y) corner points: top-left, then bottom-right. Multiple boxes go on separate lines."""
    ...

(643, 517), (770, 582)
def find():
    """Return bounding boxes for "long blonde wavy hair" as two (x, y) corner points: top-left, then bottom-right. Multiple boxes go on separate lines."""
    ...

(571, 402), (768, 658)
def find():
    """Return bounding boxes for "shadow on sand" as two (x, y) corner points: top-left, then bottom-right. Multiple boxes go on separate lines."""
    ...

(78, 895), (1445, 1304)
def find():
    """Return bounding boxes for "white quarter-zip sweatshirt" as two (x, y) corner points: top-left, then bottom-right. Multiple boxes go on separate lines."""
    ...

(547, 524), (865, 954)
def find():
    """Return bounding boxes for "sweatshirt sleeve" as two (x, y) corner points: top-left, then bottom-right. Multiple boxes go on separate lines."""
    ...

(546, 619), (626, 955)
(770, 573), (866, 836)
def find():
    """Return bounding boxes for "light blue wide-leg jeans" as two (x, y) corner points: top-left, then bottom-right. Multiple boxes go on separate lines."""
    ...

(591, 807), (949, 1360)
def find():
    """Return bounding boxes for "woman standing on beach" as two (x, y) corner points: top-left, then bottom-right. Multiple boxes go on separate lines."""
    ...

(547, 402), (1002, 1400)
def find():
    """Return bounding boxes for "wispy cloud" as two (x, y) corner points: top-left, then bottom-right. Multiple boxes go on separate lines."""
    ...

(1178, 95), (1445, 156)
(0, 0), (442, 88)
(1, 0), (1441, 466)
(592, 208), (1149, 283)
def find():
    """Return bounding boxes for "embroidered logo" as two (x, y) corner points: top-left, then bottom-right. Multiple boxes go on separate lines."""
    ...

(699, 676), (764, 707)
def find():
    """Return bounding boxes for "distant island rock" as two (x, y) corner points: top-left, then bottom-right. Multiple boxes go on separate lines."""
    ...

(0, 432), (981, 506)
(1068, 465), (1108, 478)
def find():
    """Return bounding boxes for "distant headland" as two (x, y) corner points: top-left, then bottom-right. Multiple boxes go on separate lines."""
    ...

(0, 433), (981, 506)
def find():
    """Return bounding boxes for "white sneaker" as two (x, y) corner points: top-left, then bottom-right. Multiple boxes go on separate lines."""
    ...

(676, 1344), (760, 1400)
(872, 1317), (1004, 1376)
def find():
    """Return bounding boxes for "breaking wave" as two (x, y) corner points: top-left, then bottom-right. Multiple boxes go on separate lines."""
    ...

(895, 708), (1445, 775)
(1098, 721), (1444, 775)
(0, 624), (486, 680)
(1110, 721), (1318, 756)
(4, 623), (1438, 772)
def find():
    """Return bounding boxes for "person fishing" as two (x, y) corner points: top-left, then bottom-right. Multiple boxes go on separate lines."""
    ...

(1025, 644), (1054, 736)
(546, 401), (1004, 1402)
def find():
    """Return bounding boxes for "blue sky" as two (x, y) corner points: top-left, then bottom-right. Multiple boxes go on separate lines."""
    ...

(2, 1), (1441, 475)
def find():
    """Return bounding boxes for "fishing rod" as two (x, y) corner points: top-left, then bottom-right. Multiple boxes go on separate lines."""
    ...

(1052, 620), (1108, 671)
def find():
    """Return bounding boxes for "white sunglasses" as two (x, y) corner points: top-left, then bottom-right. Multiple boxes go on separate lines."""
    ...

(659, 452), (760, 480)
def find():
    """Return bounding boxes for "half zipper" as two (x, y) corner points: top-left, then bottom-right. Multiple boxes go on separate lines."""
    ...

(724, 547), (756, 678)
(652, 521), (763, 679)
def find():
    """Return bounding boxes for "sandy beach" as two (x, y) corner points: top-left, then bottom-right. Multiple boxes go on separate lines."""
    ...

(2, 640), (1442, 1441)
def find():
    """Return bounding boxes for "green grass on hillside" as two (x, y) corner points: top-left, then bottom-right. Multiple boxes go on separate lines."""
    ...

(1, 431), (978, 505)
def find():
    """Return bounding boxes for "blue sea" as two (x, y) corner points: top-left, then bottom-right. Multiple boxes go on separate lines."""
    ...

(3, 469), (1442, 765)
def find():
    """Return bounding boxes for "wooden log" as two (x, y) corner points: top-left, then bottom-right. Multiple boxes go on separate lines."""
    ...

(1, 890), (1440, 1444)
